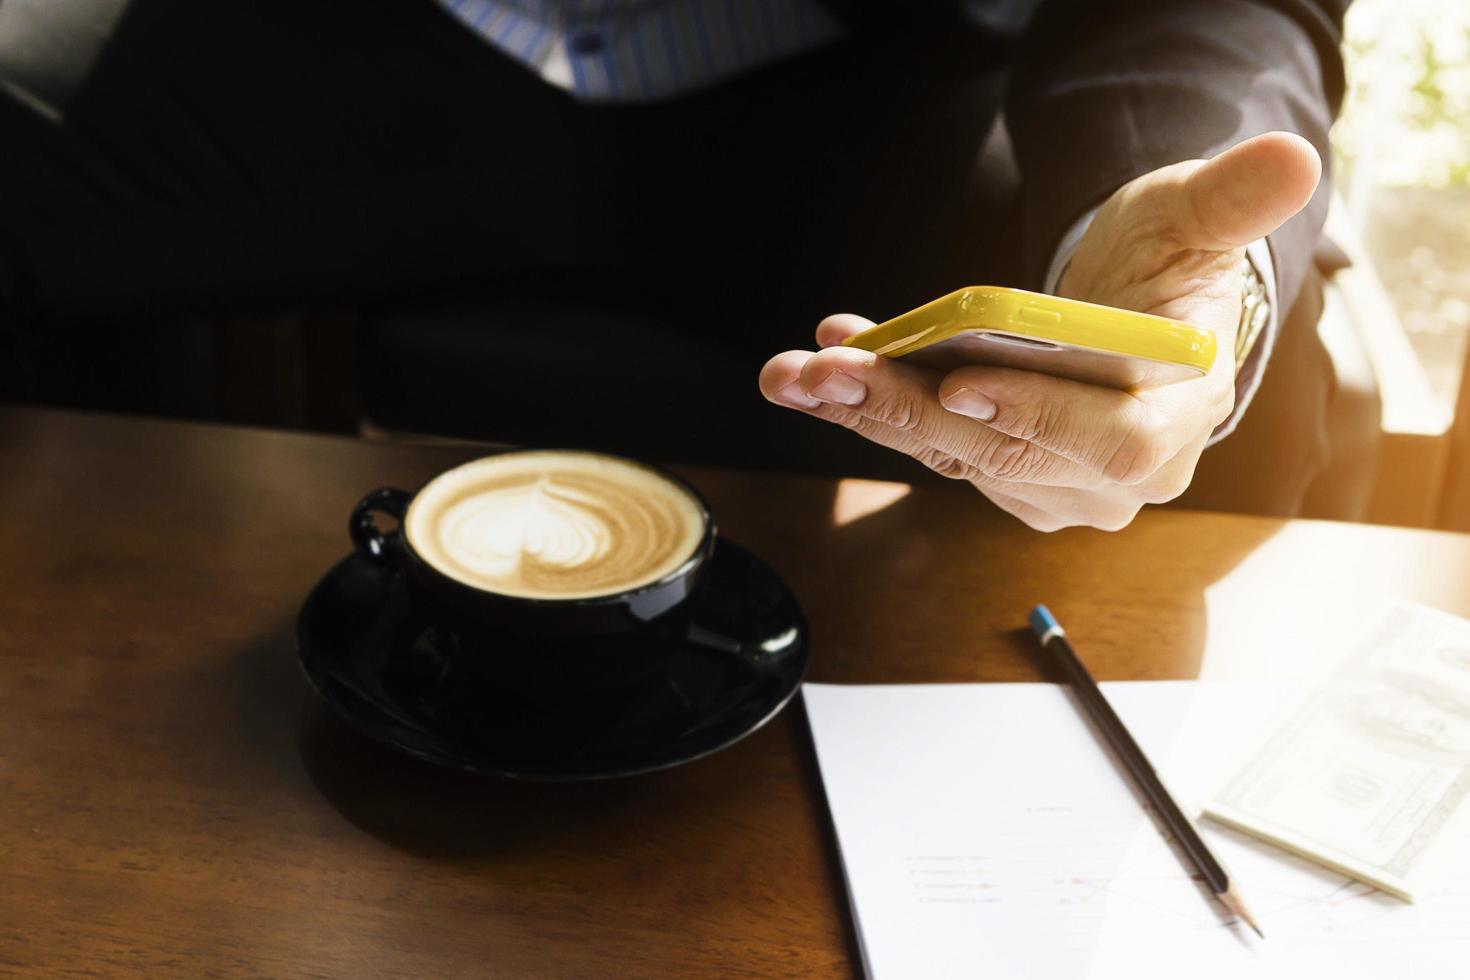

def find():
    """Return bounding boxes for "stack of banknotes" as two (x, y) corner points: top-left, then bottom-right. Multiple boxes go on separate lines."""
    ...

(1207, 600), (1470, 900)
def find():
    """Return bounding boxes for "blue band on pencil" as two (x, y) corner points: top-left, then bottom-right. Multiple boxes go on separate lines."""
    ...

(1029, 605), (1062, 641)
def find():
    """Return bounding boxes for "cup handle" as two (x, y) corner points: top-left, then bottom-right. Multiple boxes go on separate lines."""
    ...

(350, 487), (412, 563)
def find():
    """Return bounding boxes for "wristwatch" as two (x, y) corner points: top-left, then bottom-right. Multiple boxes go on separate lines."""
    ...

(1237, 257), (1271, 372)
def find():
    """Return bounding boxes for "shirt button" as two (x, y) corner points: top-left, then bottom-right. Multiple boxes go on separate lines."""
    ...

(569, 29), (605, 56)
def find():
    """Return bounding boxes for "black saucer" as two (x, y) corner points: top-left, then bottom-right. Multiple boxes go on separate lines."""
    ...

(296, 538), (809, 780)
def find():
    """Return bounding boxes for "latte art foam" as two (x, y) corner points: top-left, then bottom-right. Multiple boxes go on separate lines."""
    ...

(405, 452), (707, 599)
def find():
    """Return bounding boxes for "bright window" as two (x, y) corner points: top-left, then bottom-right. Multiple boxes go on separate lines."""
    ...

(1334, 0), (1470, 417)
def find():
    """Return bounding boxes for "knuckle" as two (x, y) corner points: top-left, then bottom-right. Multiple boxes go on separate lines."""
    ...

(977, 487), (1053, 531)
(977, 436), (1048, 482)
(916, 447), (978, 482)
(995, 498), (1059, 532)
(989, 495), (1069, 532)
(1091, 502), (1144, 532)
(1137, 484), (1179, 506)
(869, 391), (924, 433)
(1139, 471), (1193, 505)
(1024, 511), (1071, 533)
(1008, 389), (1062, 445)
(1102, 412), (1166, 485)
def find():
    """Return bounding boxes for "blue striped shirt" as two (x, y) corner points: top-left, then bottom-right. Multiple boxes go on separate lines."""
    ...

(437, 0), (844, 102)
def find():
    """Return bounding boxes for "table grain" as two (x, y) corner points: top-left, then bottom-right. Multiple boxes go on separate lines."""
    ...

(3, 406), (1469, 977)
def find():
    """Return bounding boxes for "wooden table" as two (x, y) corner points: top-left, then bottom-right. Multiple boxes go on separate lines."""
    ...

(5, 406), (1470, 977)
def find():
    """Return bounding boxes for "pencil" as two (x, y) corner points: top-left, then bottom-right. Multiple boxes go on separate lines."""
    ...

(1028, 604), (1264, 939)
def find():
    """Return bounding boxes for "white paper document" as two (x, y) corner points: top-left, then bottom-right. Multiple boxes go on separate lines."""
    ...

(803, 681), (1470, 979)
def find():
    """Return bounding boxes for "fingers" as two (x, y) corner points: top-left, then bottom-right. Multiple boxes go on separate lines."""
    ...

(762, 345), (1113, 489)
(979, 485), (1078, 534)
(1176, 131), (1321, 250)
(937, 365), (1217, 486)
(762, 312), (1222, 532)
(982, 480), (1147, 533)
(759, 349), (822, 408)
(997, 429), (1211, 530)
(797, 347), (1107, 488)
(814, 313), (875, 349)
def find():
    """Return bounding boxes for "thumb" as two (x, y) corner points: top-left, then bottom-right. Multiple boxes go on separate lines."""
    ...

(1173, 131), (1321, 251)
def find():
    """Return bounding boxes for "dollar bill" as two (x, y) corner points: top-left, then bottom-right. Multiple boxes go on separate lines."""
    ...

(1205, 600), (1470, 901)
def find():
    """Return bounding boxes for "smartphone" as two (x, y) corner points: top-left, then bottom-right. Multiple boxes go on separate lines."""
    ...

(841, 286), (1216, 390)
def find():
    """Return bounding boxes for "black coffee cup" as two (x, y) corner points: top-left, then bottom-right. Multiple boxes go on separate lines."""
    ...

(348, 452), (716, 639)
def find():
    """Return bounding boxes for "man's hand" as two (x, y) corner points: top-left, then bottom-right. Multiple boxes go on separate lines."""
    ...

(758, 132), (1321, 531)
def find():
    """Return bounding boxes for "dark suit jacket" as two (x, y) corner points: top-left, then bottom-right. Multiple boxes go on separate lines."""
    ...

(0, 0), (1355, 501)
(828, 0), (1349, 315)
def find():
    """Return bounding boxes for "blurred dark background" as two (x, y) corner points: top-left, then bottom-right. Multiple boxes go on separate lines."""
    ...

(0, 0), (1026, 484)
(3, 0), (1467, 532)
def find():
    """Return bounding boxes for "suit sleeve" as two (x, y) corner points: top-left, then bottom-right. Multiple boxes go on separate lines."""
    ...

(1004, 0), (1349, 315)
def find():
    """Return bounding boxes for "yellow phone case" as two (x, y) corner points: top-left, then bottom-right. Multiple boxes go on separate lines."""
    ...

(842, 286), (1216, 389)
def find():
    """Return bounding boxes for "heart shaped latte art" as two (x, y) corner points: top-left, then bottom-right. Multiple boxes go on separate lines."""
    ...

(406, 452), (706, 600)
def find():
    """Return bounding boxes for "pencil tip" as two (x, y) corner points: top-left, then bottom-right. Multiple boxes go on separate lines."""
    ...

(1220, 884), (1264, 940)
